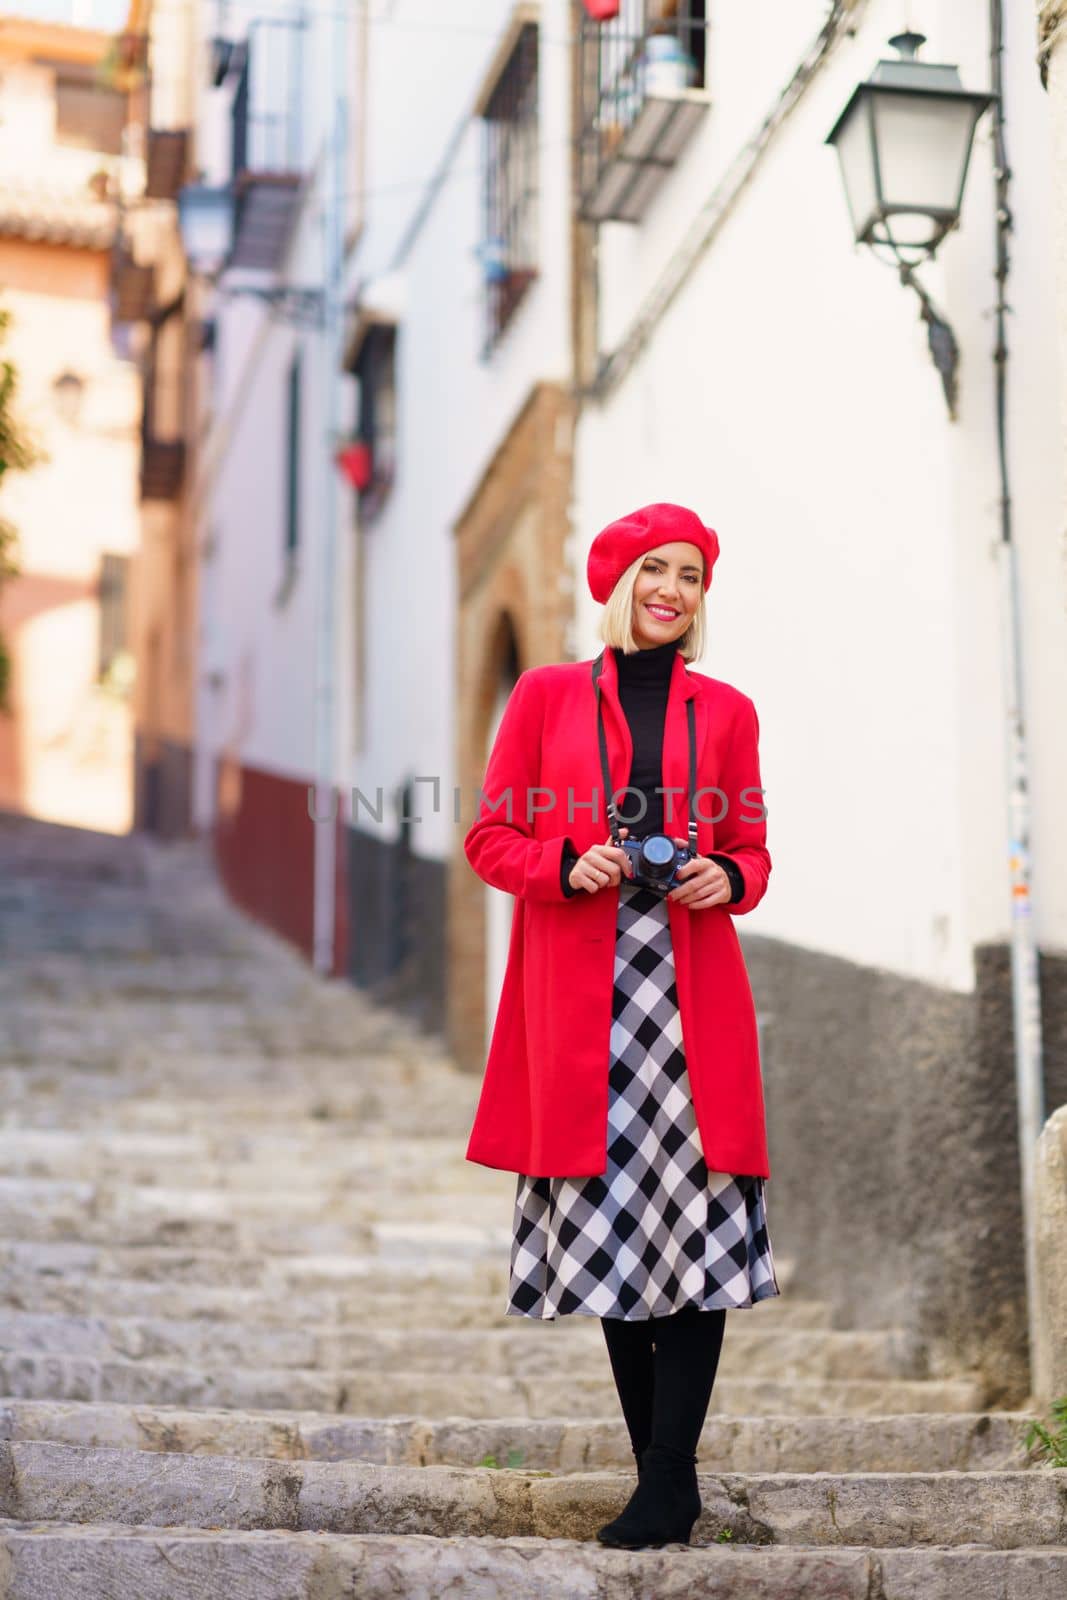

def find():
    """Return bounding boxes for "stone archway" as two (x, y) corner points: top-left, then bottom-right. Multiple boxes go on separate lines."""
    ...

(448, 383), (574, 1076)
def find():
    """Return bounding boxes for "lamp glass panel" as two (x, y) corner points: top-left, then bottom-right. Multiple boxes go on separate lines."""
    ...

(875, 210), (941, 250)
(178, 187), (234, 273)
(871, 92), (978, 214)
(832, 98), (879, 241)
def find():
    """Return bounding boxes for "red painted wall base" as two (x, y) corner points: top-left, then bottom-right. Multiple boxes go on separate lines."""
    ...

(213, 756), (349, 978)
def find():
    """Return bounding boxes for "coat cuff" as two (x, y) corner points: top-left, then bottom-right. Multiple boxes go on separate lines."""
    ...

(706, 851), (746, 905)
(523, 834), (582, 902)
(561, 846), (582, 898)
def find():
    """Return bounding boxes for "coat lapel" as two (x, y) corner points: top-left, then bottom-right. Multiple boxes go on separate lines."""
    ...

(592, 646), (706, 841)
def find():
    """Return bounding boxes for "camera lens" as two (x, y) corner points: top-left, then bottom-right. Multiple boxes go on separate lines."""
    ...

(639, 834), (676, 881)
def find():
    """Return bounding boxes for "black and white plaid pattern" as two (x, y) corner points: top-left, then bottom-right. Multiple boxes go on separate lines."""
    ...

(507, 879), (781, 1320)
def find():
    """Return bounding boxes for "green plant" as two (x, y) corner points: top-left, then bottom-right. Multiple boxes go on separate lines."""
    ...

(477, 1448), (526, 1470)
(714, 1526), (736, 1542)
(1022, 1394), (1067, 1468)
(0, 305), (41, 715)
(0, 520), (18, 712)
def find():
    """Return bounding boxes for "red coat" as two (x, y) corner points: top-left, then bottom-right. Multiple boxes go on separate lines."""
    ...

(463, 644), (772, 1179)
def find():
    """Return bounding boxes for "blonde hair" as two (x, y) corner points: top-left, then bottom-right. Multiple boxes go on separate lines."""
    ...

(597, 550), (706, 662)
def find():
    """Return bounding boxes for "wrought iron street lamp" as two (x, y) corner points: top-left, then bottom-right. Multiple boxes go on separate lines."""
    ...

(177, 183), (235, 278)
(178, 181), (327, 327)
(825, 31), (995, 418)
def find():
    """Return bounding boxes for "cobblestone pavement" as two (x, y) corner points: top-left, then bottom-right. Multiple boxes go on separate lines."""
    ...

(0, 809), (1064, 1597)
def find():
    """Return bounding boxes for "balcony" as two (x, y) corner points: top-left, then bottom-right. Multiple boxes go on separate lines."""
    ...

(227, 23), (304, 272)
(0, 178), (116, 251)
(578, 0), (710, 223)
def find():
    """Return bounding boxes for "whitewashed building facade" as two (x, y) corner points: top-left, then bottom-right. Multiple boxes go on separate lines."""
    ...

(185, 0), (1067, 1398)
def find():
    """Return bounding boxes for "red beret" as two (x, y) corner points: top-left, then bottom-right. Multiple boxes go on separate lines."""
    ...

(586, 502), (720, 603)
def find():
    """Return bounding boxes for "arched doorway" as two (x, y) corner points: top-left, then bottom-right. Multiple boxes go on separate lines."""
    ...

(448, 382), (575, 1075)
(483, 617), (521, 1053)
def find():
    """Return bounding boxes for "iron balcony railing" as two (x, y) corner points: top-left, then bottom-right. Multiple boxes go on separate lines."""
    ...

(228, 17), (305, 270)
(578, 0), (711, 223)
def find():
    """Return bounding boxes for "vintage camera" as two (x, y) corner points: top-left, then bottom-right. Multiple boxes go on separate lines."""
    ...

(620, 832), (696, 896)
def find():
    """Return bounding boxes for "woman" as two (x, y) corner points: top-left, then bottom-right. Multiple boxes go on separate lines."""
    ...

(463, 502), (779, 1550)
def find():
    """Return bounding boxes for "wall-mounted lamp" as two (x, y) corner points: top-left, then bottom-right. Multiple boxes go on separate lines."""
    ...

(825, 31), (994, 418)
(50, 370), (86, 426)
(177, 183), (235, 278)
(177, 182), (329, 328)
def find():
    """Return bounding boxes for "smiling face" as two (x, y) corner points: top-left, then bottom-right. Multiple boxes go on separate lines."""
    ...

(630, 541), (705, 649)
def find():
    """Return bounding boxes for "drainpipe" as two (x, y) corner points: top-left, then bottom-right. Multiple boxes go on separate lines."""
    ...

(990, 0), (1045, 1395)
(312, 2), (348, 975)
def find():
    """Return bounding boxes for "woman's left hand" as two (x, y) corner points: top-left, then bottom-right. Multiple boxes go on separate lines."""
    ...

(666, 842), (732, 909)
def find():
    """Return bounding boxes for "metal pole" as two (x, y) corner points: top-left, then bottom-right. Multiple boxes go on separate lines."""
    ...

(312, 0), (347, 975)
(989, 0), (1045, 1395)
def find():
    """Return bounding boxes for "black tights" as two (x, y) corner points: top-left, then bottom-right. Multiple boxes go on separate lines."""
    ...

(600, 1304), (726, 1463)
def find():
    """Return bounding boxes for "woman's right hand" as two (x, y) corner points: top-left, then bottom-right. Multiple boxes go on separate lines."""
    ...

(567, 828), (634, 893)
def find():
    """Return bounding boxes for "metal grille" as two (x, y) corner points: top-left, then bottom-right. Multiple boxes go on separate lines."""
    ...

(231, 18), (304, 178)
(481, 22), (539, 351)
(354, 324), (397, 521)
(578, 0), (708, 217)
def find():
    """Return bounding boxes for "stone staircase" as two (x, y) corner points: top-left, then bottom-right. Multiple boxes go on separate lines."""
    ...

(0, 808), (1063, 1597)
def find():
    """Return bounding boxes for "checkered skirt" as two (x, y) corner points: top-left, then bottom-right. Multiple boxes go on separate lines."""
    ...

(506, 878), (781, 1320)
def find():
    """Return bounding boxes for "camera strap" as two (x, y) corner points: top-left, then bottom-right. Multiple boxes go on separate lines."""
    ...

(591, 651), (699, 853)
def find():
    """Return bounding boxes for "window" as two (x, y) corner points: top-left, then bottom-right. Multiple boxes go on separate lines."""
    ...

(284, 349), (302, 559)
(350, 321), (396, 521)
(480, 19), (539, 351)
(578, 0), (710, 224)
(46, 59), (127, 155)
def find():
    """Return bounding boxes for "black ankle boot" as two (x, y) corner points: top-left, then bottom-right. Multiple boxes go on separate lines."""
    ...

(596, 1443), (701, 1549)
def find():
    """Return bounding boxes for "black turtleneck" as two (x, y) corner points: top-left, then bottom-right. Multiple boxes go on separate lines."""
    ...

(560, 640), (746, 902)
(613, 636), (678, 837)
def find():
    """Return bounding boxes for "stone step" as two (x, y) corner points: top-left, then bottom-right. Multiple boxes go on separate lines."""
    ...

(0, 975), (387, 1009)
(0, 1238), (512, 1293)
(0, 1350), (987, 1416)
(0, 1155), (503, 1198)
(1, 1028), (422, 1072)
(0, 1048), (459, 1090)
(0, 1129), (504, 1189)
(0, 1085), (478, 1136)
(0, 1195), (516, 1254)
(1, 1526), (1065, 1600)
(0, 1174), (515, 1230)
(0, 1309), (915, 1381)
(0, 1129), (468, 1160)
(0, 1229), (796, 1289)
(0, 1269), (833, 1330)
(0, 1397), (1036, 1474)
(1, 1442), (1063, 1547)
(0, 1107), (476, 1145)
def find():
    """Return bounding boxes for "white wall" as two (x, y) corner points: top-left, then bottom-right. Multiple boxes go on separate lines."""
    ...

(192, 0), (357, 821)
(345, 0), (573, 864)
(189, 0), (1067, 997)
(573, 0), (1067, 987)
